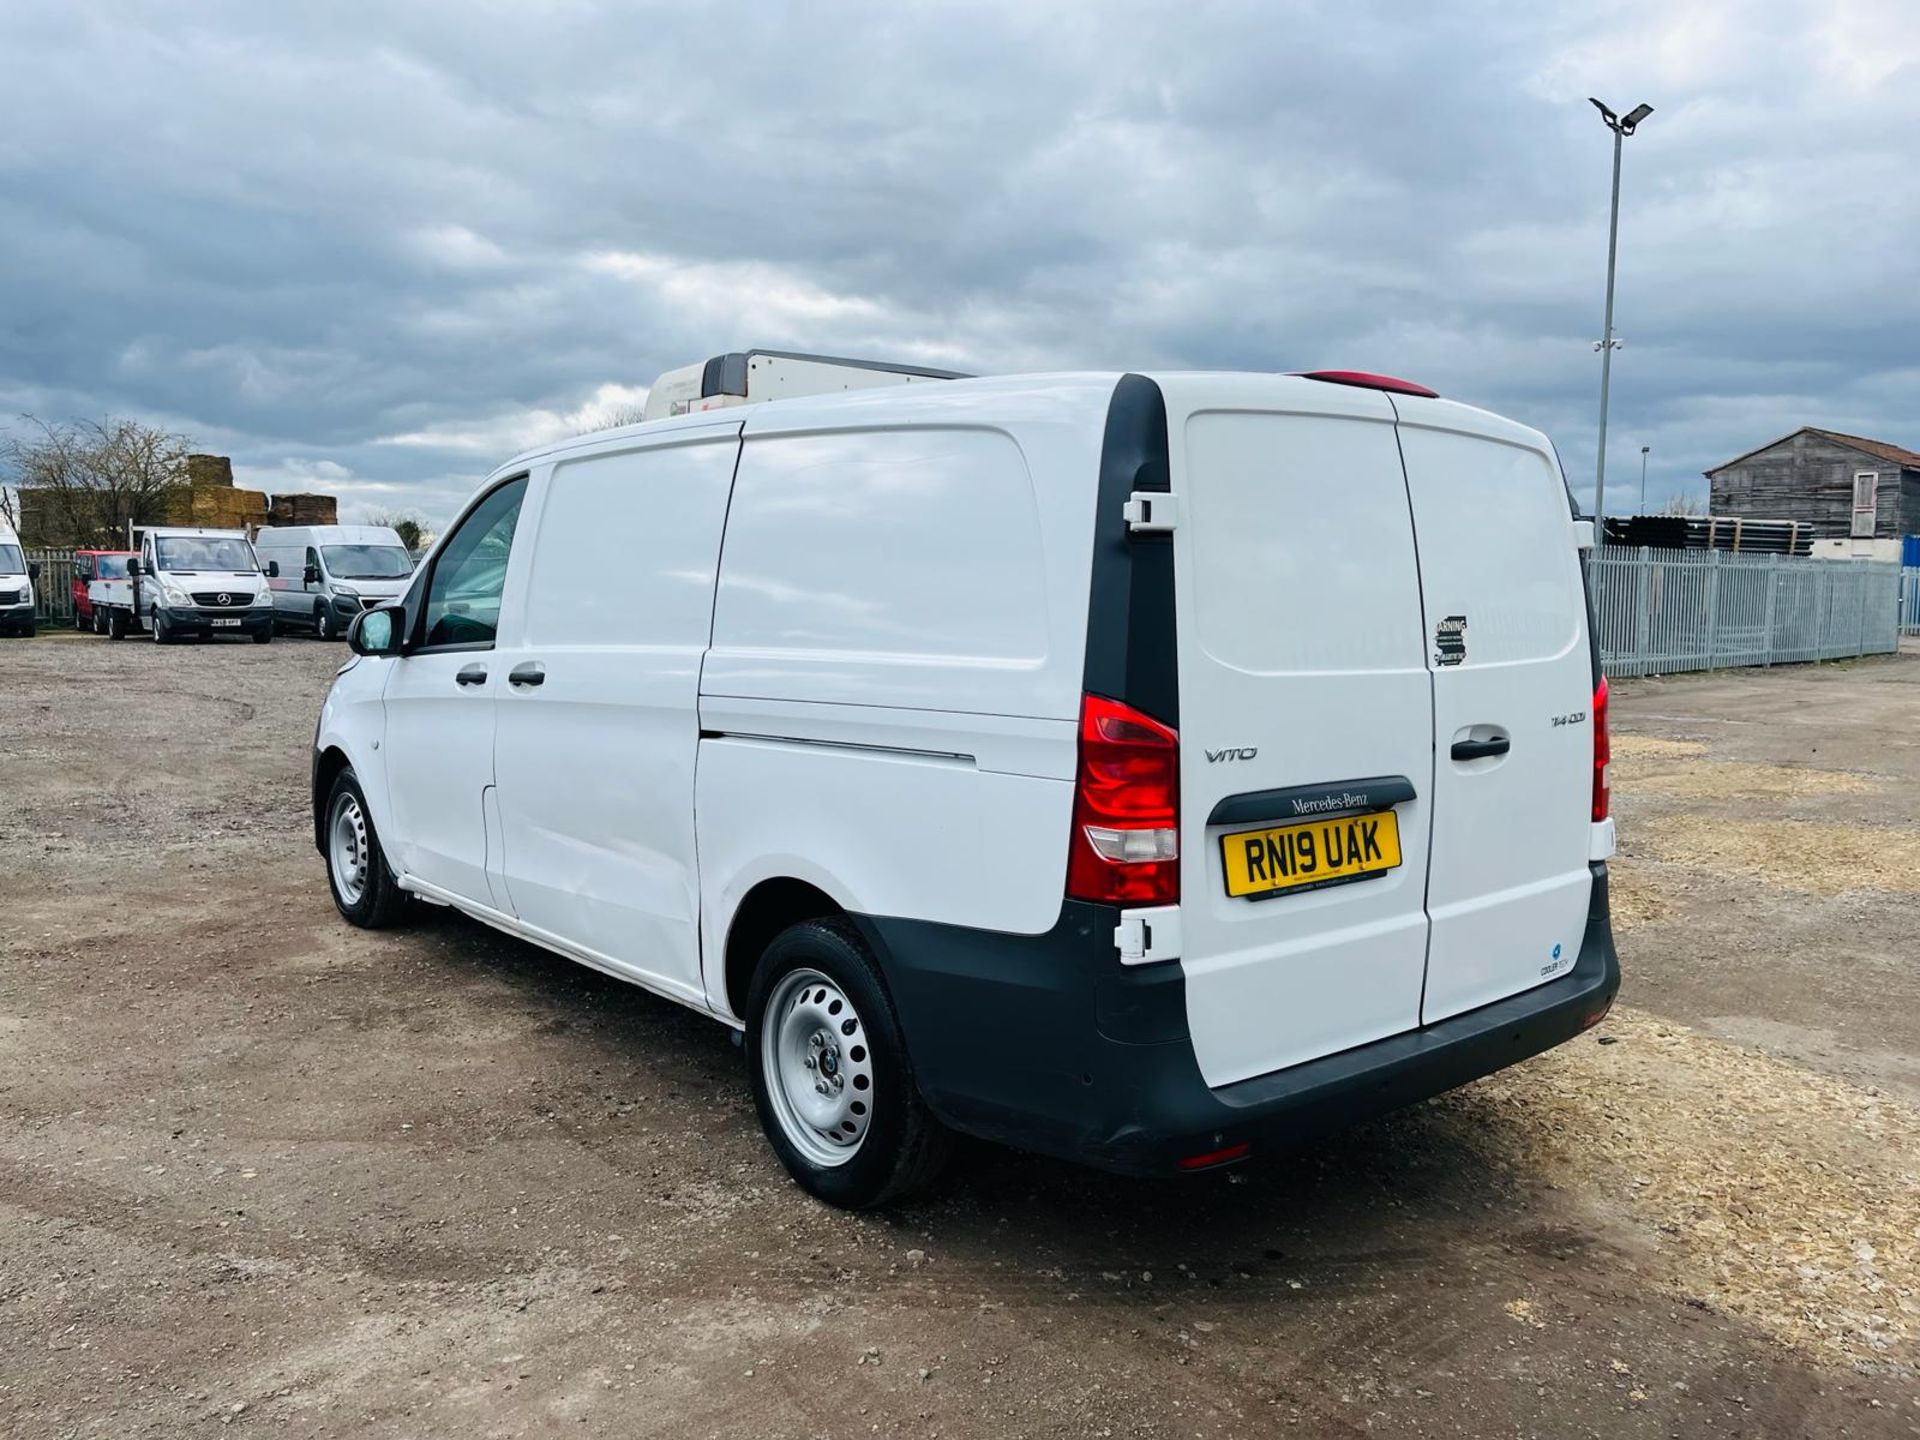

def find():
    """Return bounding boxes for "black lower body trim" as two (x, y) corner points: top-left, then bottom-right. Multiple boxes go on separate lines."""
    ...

(863, 865), (1620, 1175)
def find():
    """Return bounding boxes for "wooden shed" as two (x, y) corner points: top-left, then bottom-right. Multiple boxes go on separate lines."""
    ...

(1707, 428), (1920, 541)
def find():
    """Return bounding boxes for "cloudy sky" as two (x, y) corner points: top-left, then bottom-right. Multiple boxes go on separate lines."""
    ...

(3, 0), (1916, 527)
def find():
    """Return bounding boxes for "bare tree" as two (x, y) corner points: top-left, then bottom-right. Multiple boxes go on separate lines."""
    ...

(364, 508), (432, 553)
(572, 401), (650, 436)
(0, 416), (193, 545)
(1660, 493), (1708, 518)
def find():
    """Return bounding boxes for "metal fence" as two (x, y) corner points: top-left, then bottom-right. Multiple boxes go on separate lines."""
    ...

(26, 548), (77, 626)
(1590, 546), (1904, 677)
(1902, 566), (1920, 638)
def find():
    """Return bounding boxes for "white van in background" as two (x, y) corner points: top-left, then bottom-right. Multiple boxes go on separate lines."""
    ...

(310, 364), (1620, 1209)
(256, 525), (415, 638)
(0, 521), (37, 638)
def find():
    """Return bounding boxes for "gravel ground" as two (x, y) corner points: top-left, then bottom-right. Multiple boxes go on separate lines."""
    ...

(2, 630), (1918, 1438)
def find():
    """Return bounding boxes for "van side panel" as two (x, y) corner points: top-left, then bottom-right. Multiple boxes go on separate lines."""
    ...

(490, 434), (739, 1009)
(695, 386), (1114, 1014)
(701, 427), (1054, 717)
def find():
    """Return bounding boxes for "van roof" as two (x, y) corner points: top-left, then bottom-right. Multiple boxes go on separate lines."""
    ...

(487, 371), (1548, 478)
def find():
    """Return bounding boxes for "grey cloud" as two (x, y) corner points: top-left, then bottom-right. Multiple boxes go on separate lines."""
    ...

(1, 0), (1916, 525)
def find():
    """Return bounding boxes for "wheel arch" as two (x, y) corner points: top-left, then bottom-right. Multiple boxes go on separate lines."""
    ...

(720, 877), (853, 1024)
(312, 745), (354, 853)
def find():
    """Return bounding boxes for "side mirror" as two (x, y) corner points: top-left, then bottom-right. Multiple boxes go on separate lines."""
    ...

(28, 562), (40, 580)
(266, 560), (281, 578)
(126, 558), (142, 576)
(303, 564), (320, 586)
(348, 605), (403, 657)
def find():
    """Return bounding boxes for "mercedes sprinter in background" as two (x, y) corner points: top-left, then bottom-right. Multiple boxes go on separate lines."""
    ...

(256, 525), (415, 638)
(100, 526), (278, 643)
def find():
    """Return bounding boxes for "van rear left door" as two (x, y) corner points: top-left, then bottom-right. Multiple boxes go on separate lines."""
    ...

(1158, 376), (1436, 1089)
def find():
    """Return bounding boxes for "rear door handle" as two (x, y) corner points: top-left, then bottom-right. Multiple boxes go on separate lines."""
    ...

(1450, 736), (1511, 761)
(508, 663), (546, 689)
(455, 665), (487, 688)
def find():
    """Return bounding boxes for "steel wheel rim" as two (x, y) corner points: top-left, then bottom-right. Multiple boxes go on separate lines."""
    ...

(329, 792), (370, 906)
(761, 967), (875, 1167)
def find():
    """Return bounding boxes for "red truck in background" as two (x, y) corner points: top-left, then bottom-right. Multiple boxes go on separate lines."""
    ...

(72, 550), (136, 632)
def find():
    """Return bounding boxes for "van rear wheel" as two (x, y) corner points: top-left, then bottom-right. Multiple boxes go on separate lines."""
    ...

(745, 919), (949, 1209)
(325, 768), (410, 928)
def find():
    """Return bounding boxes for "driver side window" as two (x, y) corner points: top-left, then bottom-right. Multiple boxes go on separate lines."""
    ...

(420, 475), (529, 649)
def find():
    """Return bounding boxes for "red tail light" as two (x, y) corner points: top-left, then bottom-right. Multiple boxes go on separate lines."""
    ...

(1591, 676), (1611, 822)
(1066, 694), (1180, 905)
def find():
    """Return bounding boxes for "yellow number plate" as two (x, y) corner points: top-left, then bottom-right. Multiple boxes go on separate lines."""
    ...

(1221, 810), (1402, 899)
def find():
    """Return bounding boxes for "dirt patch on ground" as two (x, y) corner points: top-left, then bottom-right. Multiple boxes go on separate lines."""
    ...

(1613, 734), (1880, 802)
(1604, 858), (1681, 932)
(1613, 735), (1708, 762)
(8, 636), (1920, 1436)
(1642, 815), (1920, 896)
(1447, 1007), (1920, 1371)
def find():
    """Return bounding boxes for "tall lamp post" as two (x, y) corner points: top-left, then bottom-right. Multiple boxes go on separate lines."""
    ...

(1640, 444), (1651, 513)
(1589, 98), (1653, 532)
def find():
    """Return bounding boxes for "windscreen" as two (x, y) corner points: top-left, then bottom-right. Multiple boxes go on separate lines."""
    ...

(0, 544), (23, 574)
(322, 545), (413, 580)
(155, 536), (259, 572)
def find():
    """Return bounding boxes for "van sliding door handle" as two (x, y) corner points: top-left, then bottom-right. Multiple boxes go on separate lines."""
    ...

(1450, 736), (1510, 761)
(508, 663), (546, 689)
(455, 665), (487, 687)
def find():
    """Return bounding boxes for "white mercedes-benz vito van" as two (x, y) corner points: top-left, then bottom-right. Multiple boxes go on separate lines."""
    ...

(312, 366), (1619, 1208)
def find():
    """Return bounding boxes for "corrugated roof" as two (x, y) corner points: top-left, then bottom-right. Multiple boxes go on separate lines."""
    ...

(1707, 426), (1920, 475)
(1808, 429), (1920, 470)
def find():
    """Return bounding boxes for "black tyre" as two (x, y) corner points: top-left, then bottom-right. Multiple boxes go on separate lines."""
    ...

(253, 627), (272, 645)
(745, 919), (950, 1208)
(107, 609), (127, 641)
(75, 608), (87, 631)
(323, 768), (410, 928)
(150, 611), (169, 644)
(317, 606), (335, 640)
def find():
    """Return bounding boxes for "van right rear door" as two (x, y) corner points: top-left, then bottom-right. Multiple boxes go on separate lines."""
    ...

(1158, 376), (1436, 1089)
(1391, 399), (1597, 1024)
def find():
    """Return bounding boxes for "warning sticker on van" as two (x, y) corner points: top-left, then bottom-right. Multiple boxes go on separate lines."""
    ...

(1220, 811), (1403, 900)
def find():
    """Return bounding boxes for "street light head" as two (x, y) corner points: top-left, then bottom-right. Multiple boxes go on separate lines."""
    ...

(1588, 97), (1619, 127)
(1621, 102), (1654, 133)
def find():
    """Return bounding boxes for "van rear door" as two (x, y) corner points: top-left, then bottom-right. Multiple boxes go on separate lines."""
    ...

(1157, 376), (1435, 1089)
(1392, 400), (1597, 1022)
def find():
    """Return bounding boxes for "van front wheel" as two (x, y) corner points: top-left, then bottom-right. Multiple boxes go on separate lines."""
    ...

(746, 920), (950, 1209)
(324, 768), (410, 928)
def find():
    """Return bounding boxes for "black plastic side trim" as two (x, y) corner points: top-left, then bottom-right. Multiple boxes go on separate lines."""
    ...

(1207, 775), (1416, 828)
(1083, 373), (1178, 727)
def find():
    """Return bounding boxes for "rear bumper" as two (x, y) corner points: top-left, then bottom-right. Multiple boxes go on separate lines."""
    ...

(160, 606), (273, 638)
(866, 864), (1620, 1176)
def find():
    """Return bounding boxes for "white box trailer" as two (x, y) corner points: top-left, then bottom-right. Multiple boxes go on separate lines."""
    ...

(640, 350), (969, 422)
